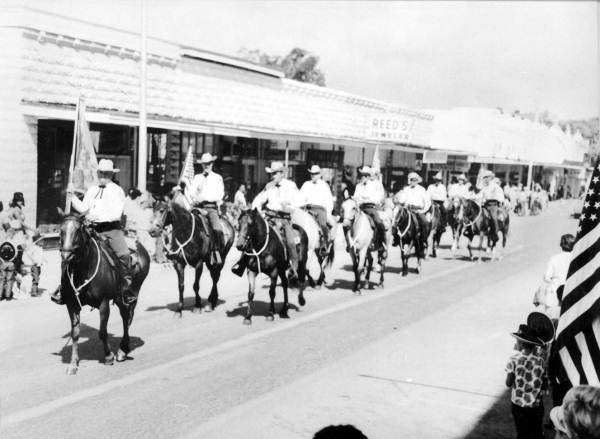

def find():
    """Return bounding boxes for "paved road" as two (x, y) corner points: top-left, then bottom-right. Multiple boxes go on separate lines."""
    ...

(0, 200), (579, 438)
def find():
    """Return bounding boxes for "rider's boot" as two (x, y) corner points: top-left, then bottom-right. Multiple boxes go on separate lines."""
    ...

(231, 256), (247, 277)
(50, 285), (64, 304)
(118, 255), (136, 305)
(30, 264), (41, 296)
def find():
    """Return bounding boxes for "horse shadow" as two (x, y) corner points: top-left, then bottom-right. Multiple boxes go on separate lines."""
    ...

(145, 297), (226, 313)
(385, 266), (419, 274)
(52, 323), (145, 364)
(324, 278), (358, 290)
(225, 300), (300, 319)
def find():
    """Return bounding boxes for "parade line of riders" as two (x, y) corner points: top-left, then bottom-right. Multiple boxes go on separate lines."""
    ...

(0, 152), (553, 305)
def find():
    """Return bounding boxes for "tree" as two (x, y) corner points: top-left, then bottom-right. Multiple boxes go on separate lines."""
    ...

(237, 47), (326, 86)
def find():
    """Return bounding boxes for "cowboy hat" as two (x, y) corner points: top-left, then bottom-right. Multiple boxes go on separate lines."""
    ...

(527, 311), (555, 344)
(97, 159), (120, 173)
(510, 323), (544, 346)
(265, 161), (286, 174)
(433, 172), (443, 180)
(482, 169), (495, 178)
(11, 192), (24, 206)
(357, 165), (372, 176)
(199, 152), (217, 164)
(457, 173), (467, 181)
(308, 165), (321, 174)
(407, 172), (422, 183)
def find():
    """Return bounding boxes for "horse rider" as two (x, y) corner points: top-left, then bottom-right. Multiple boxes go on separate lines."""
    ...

(393, 172), (431, 247)
(427, 171), (447, 226)
(300, 165), (334, 253)
(479, 170), (505, 242)
(231, 161), (301, 280)
(353, 165), (387, 251)
(448, 174), (470, 199)
(184, 152), (225, 265)
(52, 159), (136, 305)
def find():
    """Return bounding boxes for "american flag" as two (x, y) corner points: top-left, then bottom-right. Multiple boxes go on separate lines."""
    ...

(179, 146), (195, 186)
(555, 162), (600, 386)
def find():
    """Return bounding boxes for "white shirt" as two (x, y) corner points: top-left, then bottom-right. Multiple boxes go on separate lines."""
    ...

(427, 183), (447, 202)
(252, 179), (302, 211)
(544, 251), (571, 291)
(234, 190), (247, 208)
(188, 171), (224, 204)
(448, 183), (470, 199)
(480, 182), (505, 203)
(397, 185), (431, 212)
(300, 179), (334, 213)
(353, 180), (384, 205)
(71, 182), (125, 223)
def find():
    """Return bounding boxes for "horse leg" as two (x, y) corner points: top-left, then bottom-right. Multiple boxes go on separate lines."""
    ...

(279, 269), (290, 318)
(66, 304), (80, 375)
(378, 249), (386, 288)
(244, 270), (256, 325)
(117, 302), (132, 362)
(467, 238), (475, 261)
(478, 233), (484, 264)
(98, 299), (115, 365)
(266, 269), (277, 322)
(356, 247), (368, 294)
(174, 260), (185, 318)
(297, 253), (307, 307)
(192, 263), (204, 314)
(205, 265), (220, 312)
(365, 252), (373, 289)
(401, 244), (408, 276)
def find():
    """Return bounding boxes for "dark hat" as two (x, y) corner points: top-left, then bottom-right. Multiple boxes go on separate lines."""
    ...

(11, 192), (24, 206)
(527, 311), (555, 343)
(511, 324), (544, 346)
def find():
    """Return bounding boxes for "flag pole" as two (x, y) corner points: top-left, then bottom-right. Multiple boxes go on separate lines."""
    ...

(285, 140), (289, 176)
(65, 97), (81, 214)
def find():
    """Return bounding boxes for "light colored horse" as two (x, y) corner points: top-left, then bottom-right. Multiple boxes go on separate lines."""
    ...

(340, 198), (392, 293)
(291, 208), (336, 288)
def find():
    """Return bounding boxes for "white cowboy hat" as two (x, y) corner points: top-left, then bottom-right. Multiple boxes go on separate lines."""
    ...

(433, 171), (443, 180)
(357, 165), (372, 176)
(97, 159), (120, 173)
(308, 165), (321, 174)
(482, 169), (495, 178)
(265, 161), (286, 173)
(457, 173), (467, 181)
(407, 172), (422, 182)
(199, 152), (217, 164)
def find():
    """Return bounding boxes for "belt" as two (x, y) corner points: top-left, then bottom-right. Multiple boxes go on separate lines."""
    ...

(197, 201), (218, 209)
(484, 200), (500, 206)
(265, 209), (291, 220)
(91, 221), (121, 232)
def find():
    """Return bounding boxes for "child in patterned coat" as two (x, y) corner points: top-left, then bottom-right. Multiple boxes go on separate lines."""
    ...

(505, 321), (548, 439)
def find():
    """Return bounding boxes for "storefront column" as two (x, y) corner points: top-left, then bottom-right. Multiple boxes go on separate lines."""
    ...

(526, 161), (533, 190)
(138, 0), (148, 191)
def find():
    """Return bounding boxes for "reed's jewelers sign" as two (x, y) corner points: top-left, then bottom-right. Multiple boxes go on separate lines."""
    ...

(367, 114), (415, 141)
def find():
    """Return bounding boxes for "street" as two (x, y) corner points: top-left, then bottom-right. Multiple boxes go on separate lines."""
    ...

(0, 200), (579, 438)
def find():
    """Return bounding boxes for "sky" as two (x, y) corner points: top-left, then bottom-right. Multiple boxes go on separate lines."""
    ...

(26, 0), (599, 120)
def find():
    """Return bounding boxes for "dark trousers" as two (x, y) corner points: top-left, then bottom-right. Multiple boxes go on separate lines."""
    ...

(280, 220), (299, 272)
(433, 200), (447, 227)
(306, 205), (329, 245)
(205, 207), (223, 249)
(360, 205), (386, 246)
(511, 403), (544, 439)
(96, 226), (132, 296)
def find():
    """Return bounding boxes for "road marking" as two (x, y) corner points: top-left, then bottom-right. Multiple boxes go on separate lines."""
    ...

(1, 244), (524, 427)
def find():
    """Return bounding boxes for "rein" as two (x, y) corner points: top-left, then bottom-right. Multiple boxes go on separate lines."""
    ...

(397, 206), (412, 238)
(161, 206), (196, 266)
(243, 213), (270, 274)
(66, 237), (101, 309)
(463, 202), (482, 229)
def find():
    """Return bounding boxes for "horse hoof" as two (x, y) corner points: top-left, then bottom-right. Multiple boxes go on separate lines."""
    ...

(314, 284), (322, 291)
(298, 296), (306, 307)
(416, 267), (421, 274)
(243, 318), (252, 325)
(279, 311), (290, 319)
(379, 282), (384, 289)
(192, 307), (202, 314)
(203, 304), (214, 313)
(116, 349), (127, 362)
(402, 271), (408, 277)
(105, 352), (115, 366)
(265, 314), (274, 322)
(173, 312), (183, 319)
(353, 290), (362, 296)
(66, 366), (78, 375)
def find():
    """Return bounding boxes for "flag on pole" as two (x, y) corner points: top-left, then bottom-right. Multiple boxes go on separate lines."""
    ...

(555, 161), (600, 386)
(71, 98), (99, 193)
(179, 146), (195, 187)
(371, 144), (381, 174)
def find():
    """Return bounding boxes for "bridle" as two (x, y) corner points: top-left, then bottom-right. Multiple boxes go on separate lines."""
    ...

(157, 202), (196, 266)
(395, 205), (412, 238)
(240, 211), (270, 274)
(462, 200), (482, 229)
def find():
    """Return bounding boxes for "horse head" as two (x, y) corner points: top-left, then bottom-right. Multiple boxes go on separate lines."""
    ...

(340, 198), (358, 228)
(149, 198), (171, 238)
(59, 213), (88, 264)
(236, 208), (266, 251)
(452, 197), (465, 221)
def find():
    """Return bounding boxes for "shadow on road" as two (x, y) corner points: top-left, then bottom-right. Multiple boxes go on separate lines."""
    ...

(145, 297), (226, 312)
(225, 300), (300, 319)
(52, 323), (145, 364)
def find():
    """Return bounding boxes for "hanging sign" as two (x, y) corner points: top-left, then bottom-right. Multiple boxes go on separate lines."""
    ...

(423, 150), (448, 164)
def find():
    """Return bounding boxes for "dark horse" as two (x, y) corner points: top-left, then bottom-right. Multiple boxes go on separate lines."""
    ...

(149, 196), (234, 317)
(448, 196), (465, 252)
(393, 205), (424, 276)
(426, 203), (445, 258)
(59, 214), (150, 375)
(236, 208), (308, 325)
(459, 199), (509, 262)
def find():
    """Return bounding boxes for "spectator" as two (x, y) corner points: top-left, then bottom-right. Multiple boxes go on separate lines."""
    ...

(506, 318), (548, 439)
(550, 385), (600, 439)
(534, 234), (575, 322)
(314, 425), (368, 439)
(234, 184), (247, 209)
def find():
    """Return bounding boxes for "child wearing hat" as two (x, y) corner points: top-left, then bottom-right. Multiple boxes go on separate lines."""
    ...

(505, 314), (552, 439)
